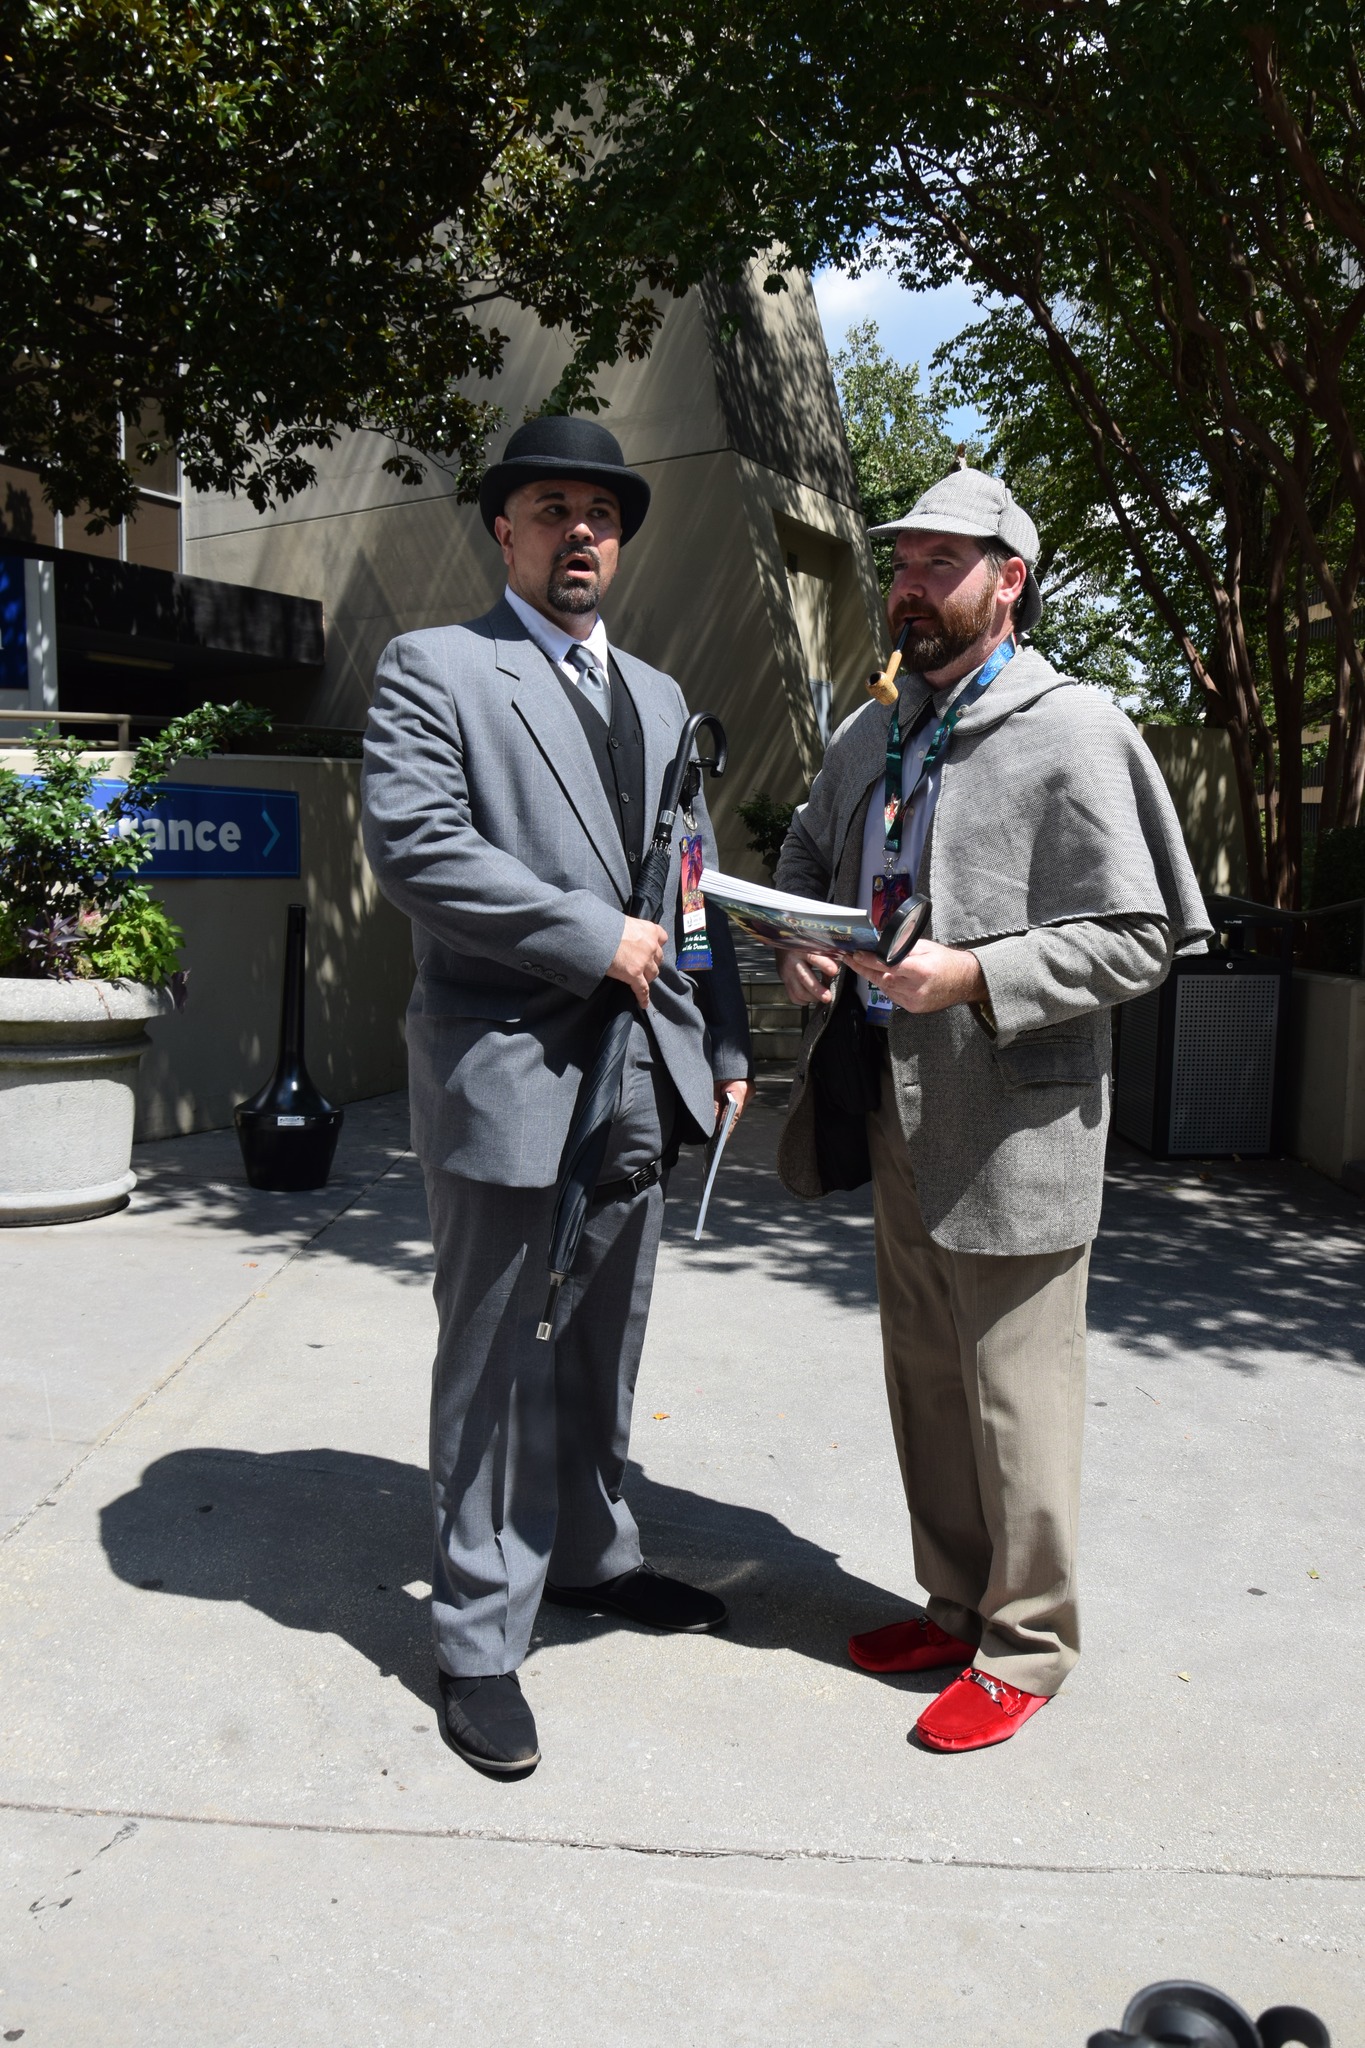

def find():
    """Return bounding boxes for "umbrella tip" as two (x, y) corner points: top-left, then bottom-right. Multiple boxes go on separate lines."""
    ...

(537, 1273), (566, 1341)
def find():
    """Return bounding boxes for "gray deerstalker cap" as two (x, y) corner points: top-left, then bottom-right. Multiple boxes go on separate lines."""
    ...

(869, 467), (1043, 630)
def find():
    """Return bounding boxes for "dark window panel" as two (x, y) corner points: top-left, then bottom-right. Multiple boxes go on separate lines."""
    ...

(125, 497), (181, 573)
(0, 465), (57, 547)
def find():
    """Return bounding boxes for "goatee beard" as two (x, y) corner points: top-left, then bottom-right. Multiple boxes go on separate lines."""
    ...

(901, 581), (997, 676)
(547, 550), (601, 615)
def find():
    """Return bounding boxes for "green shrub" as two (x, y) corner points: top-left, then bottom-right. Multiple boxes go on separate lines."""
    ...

(1308, 824), (1365, 976)
(734, 792), (797, 879)
(1310, 824), (1365, 908)
(0, 702), (269, 983)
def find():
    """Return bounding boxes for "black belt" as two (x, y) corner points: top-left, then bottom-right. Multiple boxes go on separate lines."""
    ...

(592, 1158), (664, 1205)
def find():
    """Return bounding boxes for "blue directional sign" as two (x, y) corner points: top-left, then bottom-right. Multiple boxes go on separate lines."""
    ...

(0, 557), (28, 694)
(90, 780), (301, 879)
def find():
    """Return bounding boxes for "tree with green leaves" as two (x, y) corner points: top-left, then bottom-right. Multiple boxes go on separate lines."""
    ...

(0, 0), (677, 530)
(833, 319), (1141, 702)
(582, 0), (1365, 905)
(830, 319), (961, 587)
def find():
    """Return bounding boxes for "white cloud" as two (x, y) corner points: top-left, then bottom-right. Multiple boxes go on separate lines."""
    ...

(810, 267), (900, 330)
(812, 264), (995, 440)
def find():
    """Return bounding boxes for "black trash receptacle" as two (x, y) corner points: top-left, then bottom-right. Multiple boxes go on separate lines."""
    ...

(234, 903), (344, 1191)
(1114, 903), (1294, 1160)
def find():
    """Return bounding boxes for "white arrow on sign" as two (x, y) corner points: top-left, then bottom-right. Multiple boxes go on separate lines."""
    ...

(261, 808), (280, 859)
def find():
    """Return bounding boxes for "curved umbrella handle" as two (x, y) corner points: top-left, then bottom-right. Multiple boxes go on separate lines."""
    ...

(654, 712), (727, 842)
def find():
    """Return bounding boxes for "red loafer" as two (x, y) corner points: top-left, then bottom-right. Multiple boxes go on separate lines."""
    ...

(849, 1615), (973, 1674)
(914, 1667), (1049, 1752)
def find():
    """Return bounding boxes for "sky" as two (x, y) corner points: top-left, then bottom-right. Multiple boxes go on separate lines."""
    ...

(810, 264), (989, 441)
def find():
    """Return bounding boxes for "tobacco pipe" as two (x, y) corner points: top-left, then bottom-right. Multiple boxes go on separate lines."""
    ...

(869, 621), (913, 706)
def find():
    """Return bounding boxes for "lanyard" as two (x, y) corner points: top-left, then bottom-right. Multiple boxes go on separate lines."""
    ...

(882, 636), (1016, 872)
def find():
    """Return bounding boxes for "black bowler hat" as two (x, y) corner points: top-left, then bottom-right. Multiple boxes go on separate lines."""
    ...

(478, 416), (651, 543)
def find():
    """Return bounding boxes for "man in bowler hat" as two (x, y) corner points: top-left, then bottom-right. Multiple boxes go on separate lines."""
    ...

(361, 417), (753, 1776)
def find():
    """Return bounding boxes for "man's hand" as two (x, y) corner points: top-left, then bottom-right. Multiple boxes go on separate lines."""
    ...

(607, 916), (668, 1006)
(778, 946), (842, 1007)
(715, 1078), (754, 1127)
(846, 939), (986, 1015)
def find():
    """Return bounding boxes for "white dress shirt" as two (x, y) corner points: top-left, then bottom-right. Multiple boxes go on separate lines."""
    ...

(503, 584), (612, 716)
(855, 663), (980, 1013)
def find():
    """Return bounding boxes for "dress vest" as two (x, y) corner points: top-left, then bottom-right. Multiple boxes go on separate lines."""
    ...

(547, 652), (646, 883)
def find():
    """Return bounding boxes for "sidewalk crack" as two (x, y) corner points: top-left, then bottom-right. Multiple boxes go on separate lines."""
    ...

(1, 1798), (1361, 1887)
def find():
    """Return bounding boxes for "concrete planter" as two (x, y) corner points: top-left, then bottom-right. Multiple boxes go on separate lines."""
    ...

(0, 979), (176, 1225)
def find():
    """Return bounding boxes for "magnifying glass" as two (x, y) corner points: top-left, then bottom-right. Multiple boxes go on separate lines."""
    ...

(876, 892), (932, 965)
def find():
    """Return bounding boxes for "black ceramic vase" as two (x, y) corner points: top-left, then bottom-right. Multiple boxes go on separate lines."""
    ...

(234, 903), (344, 1191)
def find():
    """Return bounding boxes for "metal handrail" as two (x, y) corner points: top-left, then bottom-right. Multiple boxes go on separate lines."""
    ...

(1205, 891), (1365, 923)
(0, 709), (131, 747)
(1204, 890), (1365, 979)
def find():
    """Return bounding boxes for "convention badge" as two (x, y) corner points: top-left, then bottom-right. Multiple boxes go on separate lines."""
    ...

(677, 831), (712, 971)
(866, 872), (911, 1020)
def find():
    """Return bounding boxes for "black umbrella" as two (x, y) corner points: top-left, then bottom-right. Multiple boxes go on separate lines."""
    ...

(537, 711), (727, 1340)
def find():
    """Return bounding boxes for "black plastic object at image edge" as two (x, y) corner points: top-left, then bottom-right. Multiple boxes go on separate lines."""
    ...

(234, 902), (344, 1192)
(1087, 1978), (1330, 2048)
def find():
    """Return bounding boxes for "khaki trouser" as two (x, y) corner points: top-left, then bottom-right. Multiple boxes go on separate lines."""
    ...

(867, 1076), (1090, 1696)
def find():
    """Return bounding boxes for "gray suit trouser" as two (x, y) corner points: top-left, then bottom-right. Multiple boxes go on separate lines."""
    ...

(423, 1017), (677, 1677)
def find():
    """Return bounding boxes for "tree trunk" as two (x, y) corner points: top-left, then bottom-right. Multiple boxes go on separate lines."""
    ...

(1344, 679), (1365, 830)
(1218, 708), (1267, 902)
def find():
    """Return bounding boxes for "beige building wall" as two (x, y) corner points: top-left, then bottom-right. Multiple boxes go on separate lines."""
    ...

(184, 268), (886, 871)
(1141, 725), (1249, 896)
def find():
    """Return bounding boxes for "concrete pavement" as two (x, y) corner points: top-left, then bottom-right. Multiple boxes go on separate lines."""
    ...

(1, 1085), (1362, 2044)
(1, 1093), (413, 1536)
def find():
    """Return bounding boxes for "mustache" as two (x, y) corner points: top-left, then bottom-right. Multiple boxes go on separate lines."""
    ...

(891, 602), (940, 633)
(553, 542), (601, 572)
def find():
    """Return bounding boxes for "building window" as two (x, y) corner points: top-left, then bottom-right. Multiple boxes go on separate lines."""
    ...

(0, 465), (57, 548)
(782, 529), (837, 744)
(0, 425), (183, 573)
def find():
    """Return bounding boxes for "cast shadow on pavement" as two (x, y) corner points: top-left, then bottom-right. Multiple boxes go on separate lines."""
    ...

(98, 1449), (906, 1710)
(121, 1085), (880, 1312)
(127, 1145), (439, 1290)
(663, 1079), (879, 1315)
(1090, 1139), (1365, 1373)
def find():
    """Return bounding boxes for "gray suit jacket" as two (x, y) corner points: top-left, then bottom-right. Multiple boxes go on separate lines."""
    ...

(362, 598), (751, 1185)
(775, 648), (1210, 1254)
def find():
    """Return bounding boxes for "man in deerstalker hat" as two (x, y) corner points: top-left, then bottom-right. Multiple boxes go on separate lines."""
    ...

(772, 468), (1209, 1753)
(362, 417), (752, 1777)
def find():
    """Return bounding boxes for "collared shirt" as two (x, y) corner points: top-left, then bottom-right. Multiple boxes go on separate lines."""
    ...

(503, 584), (612, 699)
(854, 662), (981, 1012)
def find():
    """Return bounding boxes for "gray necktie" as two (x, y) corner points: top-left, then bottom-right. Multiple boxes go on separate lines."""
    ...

(565, 643), (611, 724)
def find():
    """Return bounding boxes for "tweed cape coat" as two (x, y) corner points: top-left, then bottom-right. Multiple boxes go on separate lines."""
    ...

(774, 646), (1211, 1255)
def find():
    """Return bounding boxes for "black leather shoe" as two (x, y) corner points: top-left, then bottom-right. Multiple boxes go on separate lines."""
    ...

(542, 1561), (728, 1633)
(438, 1672), (540, 1776)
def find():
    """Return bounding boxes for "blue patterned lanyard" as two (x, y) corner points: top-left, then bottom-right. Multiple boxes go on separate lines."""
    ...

(882, 636), (1016, 874)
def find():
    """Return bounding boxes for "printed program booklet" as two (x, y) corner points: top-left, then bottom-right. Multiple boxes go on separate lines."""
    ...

(699, 868), (879, 955)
